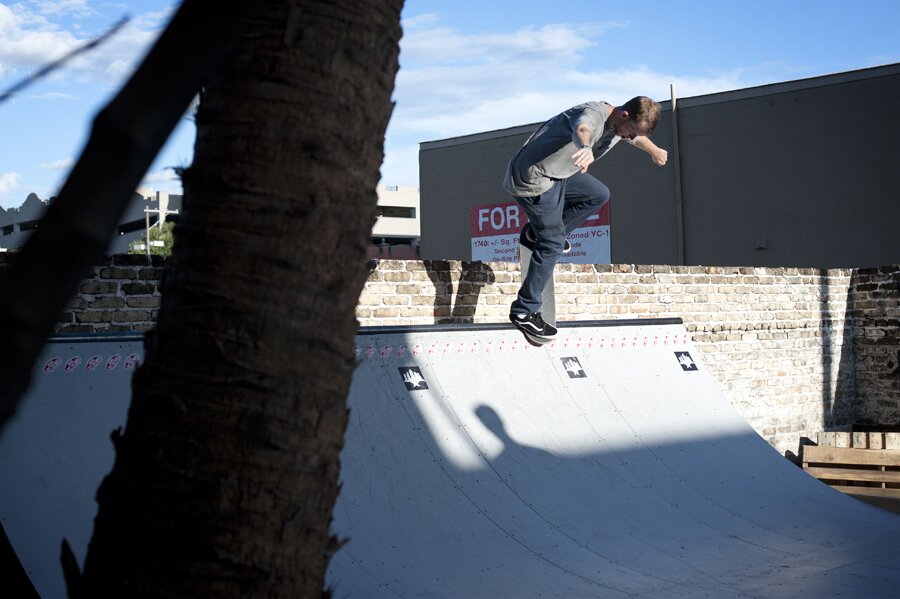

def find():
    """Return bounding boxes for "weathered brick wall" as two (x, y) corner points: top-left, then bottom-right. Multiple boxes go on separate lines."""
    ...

(54, 254), (165, 332)
(2, 254), (896, 456)
(849, 267), (900, 427)
(0, 254), (164, 332)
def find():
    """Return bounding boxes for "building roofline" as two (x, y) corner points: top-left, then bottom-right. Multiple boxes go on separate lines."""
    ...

(420, 62), (900, 151)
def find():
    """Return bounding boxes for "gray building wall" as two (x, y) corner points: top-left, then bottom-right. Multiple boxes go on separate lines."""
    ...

(420, 64), (900, 268)
(0, 191), (182, 254)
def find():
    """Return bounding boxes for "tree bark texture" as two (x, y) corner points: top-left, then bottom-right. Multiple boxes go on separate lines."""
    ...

(79, 1), (403, 596)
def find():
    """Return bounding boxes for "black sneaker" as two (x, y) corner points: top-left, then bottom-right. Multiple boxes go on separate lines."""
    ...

(521, 224), (571, 253)
(510, 312), (558, 339)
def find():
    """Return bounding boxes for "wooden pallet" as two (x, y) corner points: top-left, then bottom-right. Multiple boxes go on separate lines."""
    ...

(803, 432), (900, 513)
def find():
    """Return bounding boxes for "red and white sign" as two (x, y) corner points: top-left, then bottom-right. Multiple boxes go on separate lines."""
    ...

(470, 201), (610, 263)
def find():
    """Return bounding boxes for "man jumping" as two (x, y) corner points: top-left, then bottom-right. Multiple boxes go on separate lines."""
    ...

(503, 96), (668, 340)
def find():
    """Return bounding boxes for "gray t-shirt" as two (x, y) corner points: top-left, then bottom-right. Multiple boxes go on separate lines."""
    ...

(503, 102), (621, 197)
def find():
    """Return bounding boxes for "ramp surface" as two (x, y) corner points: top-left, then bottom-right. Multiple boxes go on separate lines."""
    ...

(1, 322), (898, 598)
(327, 320), (900, 598)
(0, 334), (142, 599)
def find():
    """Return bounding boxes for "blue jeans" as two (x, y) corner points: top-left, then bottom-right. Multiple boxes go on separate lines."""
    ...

(511, 171), (610, 315)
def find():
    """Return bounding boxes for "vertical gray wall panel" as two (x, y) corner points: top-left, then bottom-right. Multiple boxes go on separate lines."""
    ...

(419, 64), (900, 268)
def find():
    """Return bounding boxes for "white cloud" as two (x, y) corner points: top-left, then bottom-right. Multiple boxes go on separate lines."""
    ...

(0, 26), (79, 74)
(33, 0), (93, 18)
(30, 91), (77, 100)
(141, 169), (183, 195)
(0, 2), (27, 29)
(400, 13), (441, 31)
(0, 3), (168, 85)
(400, 22), (615, 67)
(40, 157), (75, 170)
(381, 140), (420, 187)
(378, 15), (762, 186)
(142, 169), (178, 184)
(0, 172), (20, 196)
(130, 7), (174, 31)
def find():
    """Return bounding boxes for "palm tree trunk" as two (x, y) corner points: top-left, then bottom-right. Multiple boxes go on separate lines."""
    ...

(78, 1), (403, 596)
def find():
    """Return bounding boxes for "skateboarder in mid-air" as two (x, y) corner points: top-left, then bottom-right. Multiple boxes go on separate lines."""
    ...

(503, 96), (669, 341)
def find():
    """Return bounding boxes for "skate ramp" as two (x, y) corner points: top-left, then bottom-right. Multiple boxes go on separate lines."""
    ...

(327, 320), (900, 598)
(0, 334), (142, 599)
(1, 322), (898, 598)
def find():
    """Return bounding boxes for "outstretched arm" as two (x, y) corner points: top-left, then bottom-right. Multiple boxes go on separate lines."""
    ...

(630, 135), (668, 166)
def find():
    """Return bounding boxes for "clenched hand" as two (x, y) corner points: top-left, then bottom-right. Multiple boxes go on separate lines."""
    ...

(571, 147), (595, 173)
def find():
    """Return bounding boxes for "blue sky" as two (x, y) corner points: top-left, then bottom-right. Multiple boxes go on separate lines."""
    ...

(1, 0), (898, 209)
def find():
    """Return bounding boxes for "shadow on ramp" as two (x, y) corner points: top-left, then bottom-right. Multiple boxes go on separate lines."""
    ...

(1, 323), (897, 598)
(328, 320), (900, 598)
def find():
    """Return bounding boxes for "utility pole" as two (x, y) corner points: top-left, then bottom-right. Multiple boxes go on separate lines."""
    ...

(143, 206), (179, 256)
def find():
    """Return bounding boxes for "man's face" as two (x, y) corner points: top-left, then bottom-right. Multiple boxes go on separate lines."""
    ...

(614, 118), (652, 140)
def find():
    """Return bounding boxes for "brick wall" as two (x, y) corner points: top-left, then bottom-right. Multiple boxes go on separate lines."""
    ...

(53, 254), (165, 332)
(849, 267), (900, 427)
(2, 254), (896, 456)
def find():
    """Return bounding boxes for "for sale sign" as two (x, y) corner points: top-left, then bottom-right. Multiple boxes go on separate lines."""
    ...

(470, 201), (610, 264)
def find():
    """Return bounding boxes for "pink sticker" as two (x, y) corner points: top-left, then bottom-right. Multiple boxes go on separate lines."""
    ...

(106, 354), (121, 370)
(64, 356), (81, 372)
(124, 353), (139, 369)
(85, 355), (103, 371)
(43, 357), (61, 373)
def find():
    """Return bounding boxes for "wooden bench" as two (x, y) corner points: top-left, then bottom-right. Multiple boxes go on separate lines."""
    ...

(802, 432), (900, 514)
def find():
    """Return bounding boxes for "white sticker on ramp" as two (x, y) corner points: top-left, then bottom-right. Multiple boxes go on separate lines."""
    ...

(675, 351), (697, 371)
(399, 366), (428, 390)
(561, 357), (586, 379)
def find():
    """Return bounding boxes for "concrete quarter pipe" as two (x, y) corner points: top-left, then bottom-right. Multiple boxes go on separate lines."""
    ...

(1, 321), (898, 598)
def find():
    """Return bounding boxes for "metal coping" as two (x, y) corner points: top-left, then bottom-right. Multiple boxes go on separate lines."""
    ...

(47, 318), (684, 343)
(357, 318), (683, 336)
(47, 332), (146, 344)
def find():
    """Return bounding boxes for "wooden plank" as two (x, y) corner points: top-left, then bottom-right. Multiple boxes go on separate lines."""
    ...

(831, 485), (900, 499)
(852, 432), (868, 448)
(831, 486), (900, 514)
(835, 432), (851, 448)
(886, 433), (900, 450)
(803, 445), (900, 467)
(870, 433), (885, 450)
(804, 467), (900, 484)
(818, 431), (836, 447)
